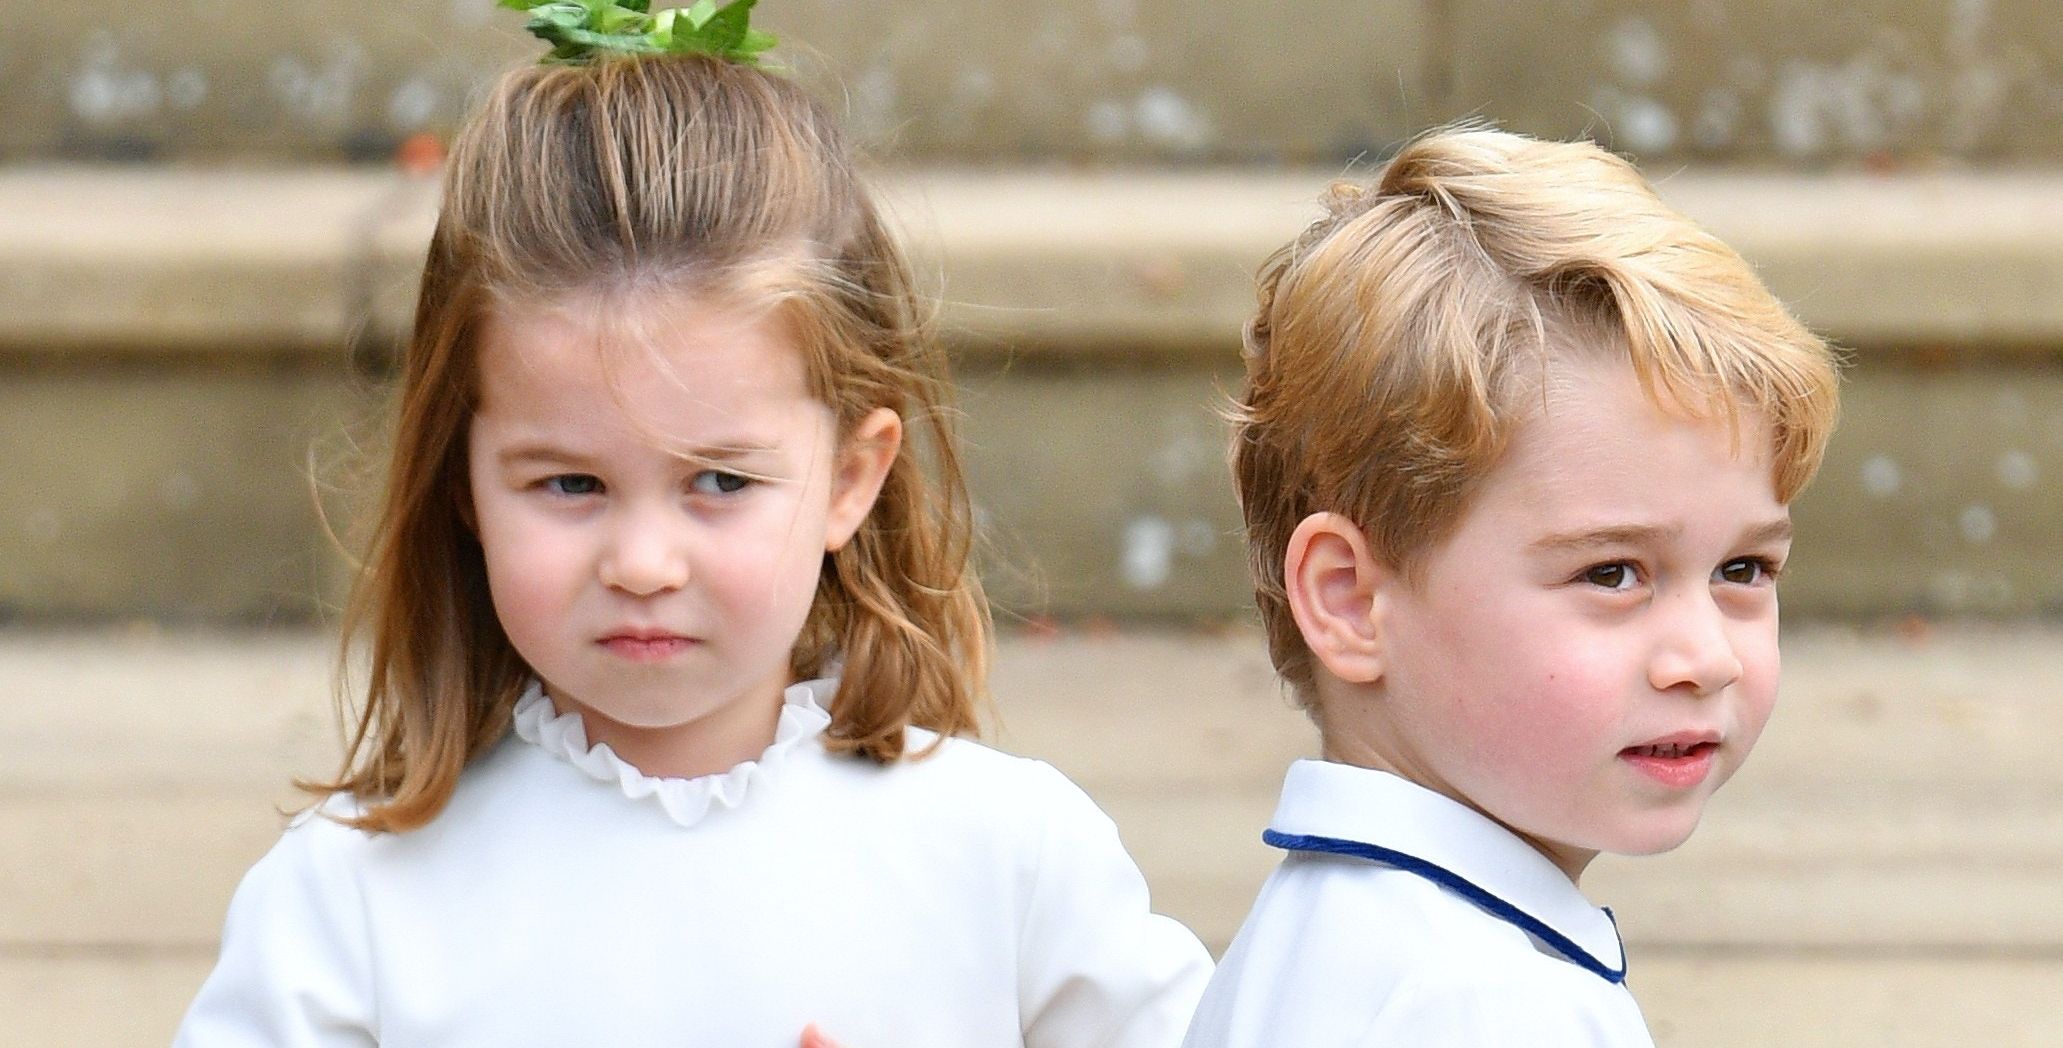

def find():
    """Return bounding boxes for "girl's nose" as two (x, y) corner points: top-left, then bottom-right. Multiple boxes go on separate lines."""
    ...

(598, 513), (691, 596)
(1647, 591), (1744, 697)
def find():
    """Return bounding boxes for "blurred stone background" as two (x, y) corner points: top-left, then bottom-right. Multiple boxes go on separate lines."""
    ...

(11, 0), (2063, 165)
(2, 1), (2059, 1045)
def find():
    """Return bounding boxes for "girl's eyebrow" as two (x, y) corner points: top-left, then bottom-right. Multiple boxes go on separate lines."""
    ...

(497, 443), (592, 468)
(689, 442), (780, 459)
(495, 441), (780, 468)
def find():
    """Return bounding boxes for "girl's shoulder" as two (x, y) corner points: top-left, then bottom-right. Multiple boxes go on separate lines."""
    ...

(215, 793), (389, 935)
(267, 792), (410, 871)
(271, 742), (530, 866)
(280, 792), (375, 847)
(816, 728), (1123, 844)
(859, 728), (1086, 796)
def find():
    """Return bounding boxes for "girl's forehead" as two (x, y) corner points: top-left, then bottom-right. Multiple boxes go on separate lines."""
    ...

(472, 292), (819, 437)
(481, 292), (806, 386)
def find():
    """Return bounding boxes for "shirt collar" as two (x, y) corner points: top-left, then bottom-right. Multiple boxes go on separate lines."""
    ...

(1264, 758), (1628, 983)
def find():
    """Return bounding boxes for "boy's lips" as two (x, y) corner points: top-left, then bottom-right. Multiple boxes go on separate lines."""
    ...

(597, 629), (700, 662)
(1619, 730), (1722, 788)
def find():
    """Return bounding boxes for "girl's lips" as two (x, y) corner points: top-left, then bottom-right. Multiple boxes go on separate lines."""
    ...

(598, 634), (698, 662)
(1619, 739), (1719, 788)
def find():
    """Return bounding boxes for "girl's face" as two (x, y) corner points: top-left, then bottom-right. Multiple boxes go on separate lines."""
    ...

(467, 292), (897, 778)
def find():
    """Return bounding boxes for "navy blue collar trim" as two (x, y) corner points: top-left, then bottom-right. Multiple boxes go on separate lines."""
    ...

(1263, 829), (1628, 985)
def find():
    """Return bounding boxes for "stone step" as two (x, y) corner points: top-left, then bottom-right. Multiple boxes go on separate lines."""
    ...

(12, 0), (2063, 166)
(3, 168), (2061, 621)
(7, 167), (2063, 353)
(4, 345), (2059, 622)
(9, 623), (2063, 1045)
(12, 779), (2056, 954)
(7, 623), (2059, 952)
(10, 950), (2060, 1048)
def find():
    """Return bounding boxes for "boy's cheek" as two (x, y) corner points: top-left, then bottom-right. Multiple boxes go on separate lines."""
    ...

(1453, 670), (1604, 755)
(1730, 675), (1781, 759)
(1734, 627), (1783, 714)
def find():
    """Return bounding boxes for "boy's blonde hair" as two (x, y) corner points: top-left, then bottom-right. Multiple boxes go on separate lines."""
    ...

(1232, 127), (1840, 705)
(313, 55), (988, 832)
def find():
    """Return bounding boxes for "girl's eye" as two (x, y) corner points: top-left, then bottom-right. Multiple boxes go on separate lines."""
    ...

(1580, 562), (1639, 591)
(544, 474), (601, 496)
(691, 470), (751, 495)
(1717, 557), (1778, 585)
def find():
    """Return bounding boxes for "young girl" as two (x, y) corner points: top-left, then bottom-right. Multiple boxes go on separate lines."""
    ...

(175, 16), (1209, 1048)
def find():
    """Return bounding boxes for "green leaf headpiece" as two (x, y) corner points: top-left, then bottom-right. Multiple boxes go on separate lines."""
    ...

(498, 0), (778, 66)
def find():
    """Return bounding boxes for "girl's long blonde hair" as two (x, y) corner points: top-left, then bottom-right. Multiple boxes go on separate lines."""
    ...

(309, 54), (989, 832)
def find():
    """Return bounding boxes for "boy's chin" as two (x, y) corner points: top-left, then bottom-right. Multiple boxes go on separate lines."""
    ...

(1603, 813), (1708, 858)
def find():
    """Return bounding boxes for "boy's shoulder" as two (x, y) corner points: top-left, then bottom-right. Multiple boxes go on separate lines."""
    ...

(1193, 760), (1655, 1045)
(1361, 951), (1650, 1045)
(1235, 847), (1518, 970)
(1201, 862), (1649, 1047)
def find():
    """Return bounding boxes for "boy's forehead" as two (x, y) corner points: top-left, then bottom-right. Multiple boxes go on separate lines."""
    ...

(1530, 348), (1764, 443)
(1486, 353), (1780, 507)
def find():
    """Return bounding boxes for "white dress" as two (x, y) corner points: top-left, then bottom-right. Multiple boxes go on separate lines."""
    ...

(176, 679), (1212, 1048)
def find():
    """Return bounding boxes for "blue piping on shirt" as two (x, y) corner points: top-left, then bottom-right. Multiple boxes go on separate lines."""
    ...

(1262, 829), (1629, 985)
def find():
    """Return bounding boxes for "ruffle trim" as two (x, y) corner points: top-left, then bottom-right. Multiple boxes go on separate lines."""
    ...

(510, 678), (835, 828)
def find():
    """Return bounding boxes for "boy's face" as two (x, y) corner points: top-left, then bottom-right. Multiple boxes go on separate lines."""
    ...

(1370, 354), (1791, 880)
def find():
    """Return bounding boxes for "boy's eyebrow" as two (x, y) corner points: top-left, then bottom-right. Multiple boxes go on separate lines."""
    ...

(1527, 524), (1680, 554)
(1528, 517), (1794, 554)
(1739, 517), (1795, 546)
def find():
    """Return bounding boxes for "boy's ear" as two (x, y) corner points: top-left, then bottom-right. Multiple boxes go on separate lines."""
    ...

(824, 407), (903, 552)
(1284, 512), (1390, 685)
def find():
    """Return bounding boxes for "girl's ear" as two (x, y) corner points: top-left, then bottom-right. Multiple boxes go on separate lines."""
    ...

(824, 407), (902, 552)
(454, 459), (479, 535)
(1284, 512), (1390, 685)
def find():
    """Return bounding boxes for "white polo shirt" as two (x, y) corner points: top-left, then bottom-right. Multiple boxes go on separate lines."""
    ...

(1183, 760), (1654, 1047)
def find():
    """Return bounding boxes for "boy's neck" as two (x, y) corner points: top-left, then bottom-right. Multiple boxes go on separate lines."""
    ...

(1315, 681), (1598, 884)
(1312, 679), (1413, 776)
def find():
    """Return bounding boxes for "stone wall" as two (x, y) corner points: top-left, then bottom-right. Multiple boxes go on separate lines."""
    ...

(6, 0), (2060, 165)
(3, 168), (2059, 622)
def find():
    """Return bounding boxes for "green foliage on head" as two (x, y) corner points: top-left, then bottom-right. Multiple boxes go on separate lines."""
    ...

(498, 0), (778, 66)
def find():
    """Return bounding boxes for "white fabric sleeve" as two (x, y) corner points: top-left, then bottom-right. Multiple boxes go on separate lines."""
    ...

(1359, 966), (1647, 1047)
(172, 814), (377, 1048)
(1016, 761), (1214, 1048)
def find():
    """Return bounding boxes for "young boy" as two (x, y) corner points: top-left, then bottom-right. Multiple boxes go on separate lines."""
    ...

(1182, 128), (1840, 1046)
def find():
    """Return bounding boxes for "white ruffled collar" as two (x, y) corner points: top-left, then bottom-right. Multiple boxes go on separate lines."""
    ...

(510, 677), (835, 828)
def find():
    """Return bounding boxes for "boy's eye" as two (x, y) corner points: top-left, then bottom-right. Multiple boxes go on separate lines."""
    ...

(691, 470), (751, 495)
(1716, 558), (1776, 585)
(1581, 563), (1639, 591)
(544, 474), (601, 496)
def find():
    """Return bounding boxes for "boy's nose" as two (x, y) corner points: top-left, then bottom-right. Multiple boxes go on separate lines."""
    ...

(1648, 591), (1743, 696)
(598, 512), (691, 596)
